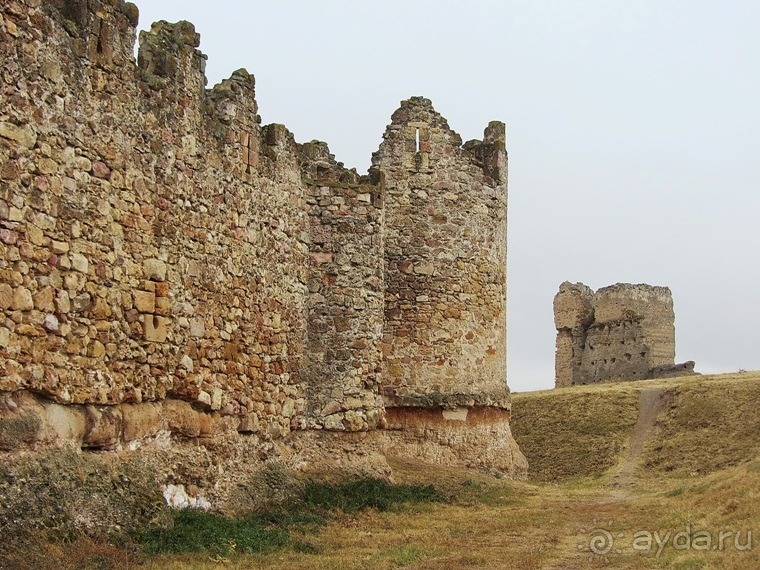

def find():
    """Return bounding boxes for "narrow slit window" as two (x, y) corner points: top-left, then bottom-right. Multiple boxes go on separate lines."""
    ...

(415, 127), (420, 152)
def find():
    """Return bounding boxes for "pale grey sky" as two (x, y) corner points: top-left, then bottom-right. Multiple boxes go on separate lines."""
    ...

(135, 1), (760, 391)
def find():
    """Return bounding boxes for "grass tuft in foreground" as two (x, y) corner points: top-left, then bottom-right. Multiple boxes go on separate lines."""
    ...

(139, 508), (290, 557)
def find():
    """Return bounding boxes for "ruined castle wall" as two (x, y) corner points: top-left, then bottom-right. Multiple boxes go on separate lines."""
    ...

(0, 1), (526, 504)
(593, 284), (675, 368)
(554, 282), (678, 387)
(301, 142), (385, 433)
(0, 0), (313, 440)
(373, 98), (509, 409)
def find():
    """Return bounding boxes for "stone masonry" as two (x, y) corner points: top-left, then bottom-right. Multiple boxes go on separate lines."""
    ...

(554, 282), (696, 387)
(0, 0), (526, 514)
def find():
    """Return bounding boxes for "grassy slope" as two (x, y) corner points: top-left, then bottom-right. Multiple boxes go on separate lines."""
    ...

(643, 373), (760, 476)
(6, 372), (760, 569)
(510, 383), (640, 481)
(511, 371), (760, 482)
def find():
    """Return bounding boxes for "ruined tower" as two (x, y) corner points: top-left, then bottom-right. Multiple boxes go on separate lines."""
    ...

(371, 98), (524, 472)
(554, 282), (695, 387)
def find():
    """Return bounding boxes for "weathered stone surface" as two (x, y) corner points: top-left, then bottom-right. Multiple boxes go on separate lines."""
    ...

(144, 315), (167, 343)
(0, 122), (37, 149)
(143, 259), (167, 281)
(377, 407), (528, 477)
(133, 290), (156, 313)
(71, 253), (89, 274)
(554, 282), (697, 387)
(11, 287), (34, 311)
(0, 284), (14, 310)
(0, 0), (525, 523)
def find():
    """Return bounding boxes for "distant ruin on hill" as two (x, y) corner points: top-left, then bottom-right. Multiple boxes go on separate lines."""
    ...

(554, 282), (697, 387)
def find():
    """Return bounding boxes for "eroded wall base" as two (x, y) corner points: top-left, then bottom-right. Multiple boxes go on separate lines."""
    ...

(376, 406), (528, 478)
(0, 390), (391, 515)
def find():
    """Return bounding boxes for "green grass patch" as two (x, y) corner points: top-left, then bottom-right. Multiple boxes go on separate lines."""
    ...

(138, 476), (444, 559)
(140, 508), (289, 556)
(303, 477), (444, 512)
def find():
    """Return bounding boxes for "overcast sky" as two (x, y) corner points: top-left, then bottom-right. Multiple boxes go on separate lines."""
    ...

(135, 1), (760, 392)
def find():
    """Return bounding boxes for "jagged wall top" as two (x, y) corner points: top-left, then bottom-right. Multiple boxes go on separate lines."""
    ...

(371, 97), (506, 185)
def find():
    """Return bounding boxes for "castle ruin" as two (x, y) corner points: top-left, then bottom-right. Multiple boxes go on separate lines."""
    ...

(554, 282), (696, 387)
(0, 0), (526, 516)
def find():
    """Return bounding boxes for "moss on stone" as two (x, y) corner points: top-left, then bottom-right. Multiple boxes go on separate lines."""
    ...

(0, 414), (41, 450)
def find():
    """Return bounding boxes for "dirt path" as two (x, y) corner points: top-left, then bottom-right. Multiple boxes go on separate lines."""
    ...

(611, 387), (665, 489)
(545, 387), (666, 569)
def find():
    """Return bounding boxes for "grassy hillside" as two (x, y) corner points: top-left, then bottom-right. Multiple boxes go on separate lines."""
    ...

(510, 384), (640, 481)
(511, 371), (760, 482)
(643, 373), (760, 476)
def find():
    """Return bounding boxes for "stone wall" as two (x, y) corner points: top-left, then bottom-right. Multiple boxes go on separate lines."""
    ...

(301, 141), (385, 433)
(0, 1), (314, 441)
(554, 282), (695, 387)
(0, 0), (525, 520)
(375, 98), (509, 408)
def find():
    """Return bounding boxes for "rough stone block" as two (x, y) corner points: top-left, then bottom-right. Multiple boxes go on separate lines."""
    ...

(11, 287), (34, 311)
(143, 258), (167, 281)
(0, 283), (13, 310)
(133, 290), (155, 313)
(71, 253), (89, 274)
(144, 315), (167, 342)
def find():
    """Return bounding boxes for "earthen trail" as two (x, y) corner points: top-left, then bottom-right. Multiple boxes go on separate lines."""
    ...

(545, 387), (666, 569)
(612, 387), (665, 489)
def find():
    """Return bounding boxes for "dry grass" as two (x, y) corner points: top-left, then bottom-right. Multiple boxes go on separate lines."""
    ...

(5, 371), (760, 569)
(510, 384), (640, 481)
(642, 372), (760, 476)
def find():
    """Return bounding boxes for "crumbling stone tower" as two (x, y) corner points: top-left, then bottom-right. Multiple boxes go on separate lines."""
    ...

(370, 98), (522, 471)
(554, 282), (694, 387)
